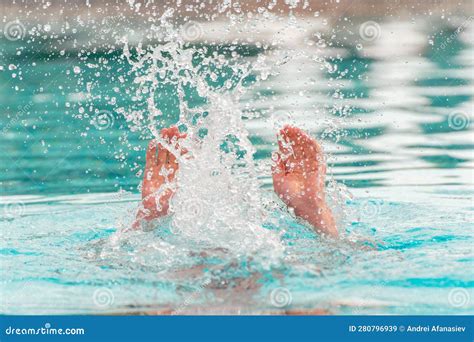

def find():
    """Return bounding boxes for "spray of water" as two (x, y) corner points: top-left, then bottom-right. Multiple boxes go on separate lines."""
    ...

(94, 3), (349, 266)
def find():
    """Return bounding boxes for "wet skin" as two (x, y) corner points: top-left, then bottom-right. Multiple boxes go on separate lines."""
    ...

(134, 125), (337, 237)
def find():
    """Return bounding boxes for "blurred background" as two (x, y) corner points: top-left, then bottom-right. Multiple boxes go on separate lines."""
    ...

(0, 0), (473, 315)
(1, 0), (472, 197)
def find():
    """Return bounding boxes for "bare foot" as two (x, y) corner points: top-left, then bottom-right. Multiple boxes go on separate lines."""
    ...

(272, 125), (338, 237)
(133, 126), (186, 229)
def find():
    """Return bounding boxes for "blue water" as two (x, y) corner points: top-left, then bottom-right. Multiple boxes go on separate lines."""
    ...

(1, 18), (473, 314)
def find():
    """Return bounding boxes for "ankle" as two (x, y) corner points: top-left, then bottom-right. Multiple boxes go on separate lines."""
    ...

(294, 202), (338, 238)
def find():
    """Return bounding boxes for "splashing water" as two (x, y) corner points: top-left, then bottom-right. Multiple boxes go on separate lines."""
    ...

(110, 9), (337, 259)
(1, 1), (472, 315)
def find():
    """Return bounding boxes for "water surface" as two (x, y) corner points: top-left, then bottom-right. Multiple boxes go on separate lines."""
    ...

(1, 18), (473, 314)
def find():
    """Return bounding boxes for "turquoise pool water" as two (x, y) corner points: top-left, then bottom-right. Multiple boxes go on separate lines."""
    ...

(0, 17), (473, 314)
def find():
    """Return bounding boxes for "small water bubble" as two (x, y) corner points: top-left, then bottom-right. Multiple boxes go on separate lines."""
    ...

(73, 66), (81, 74)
